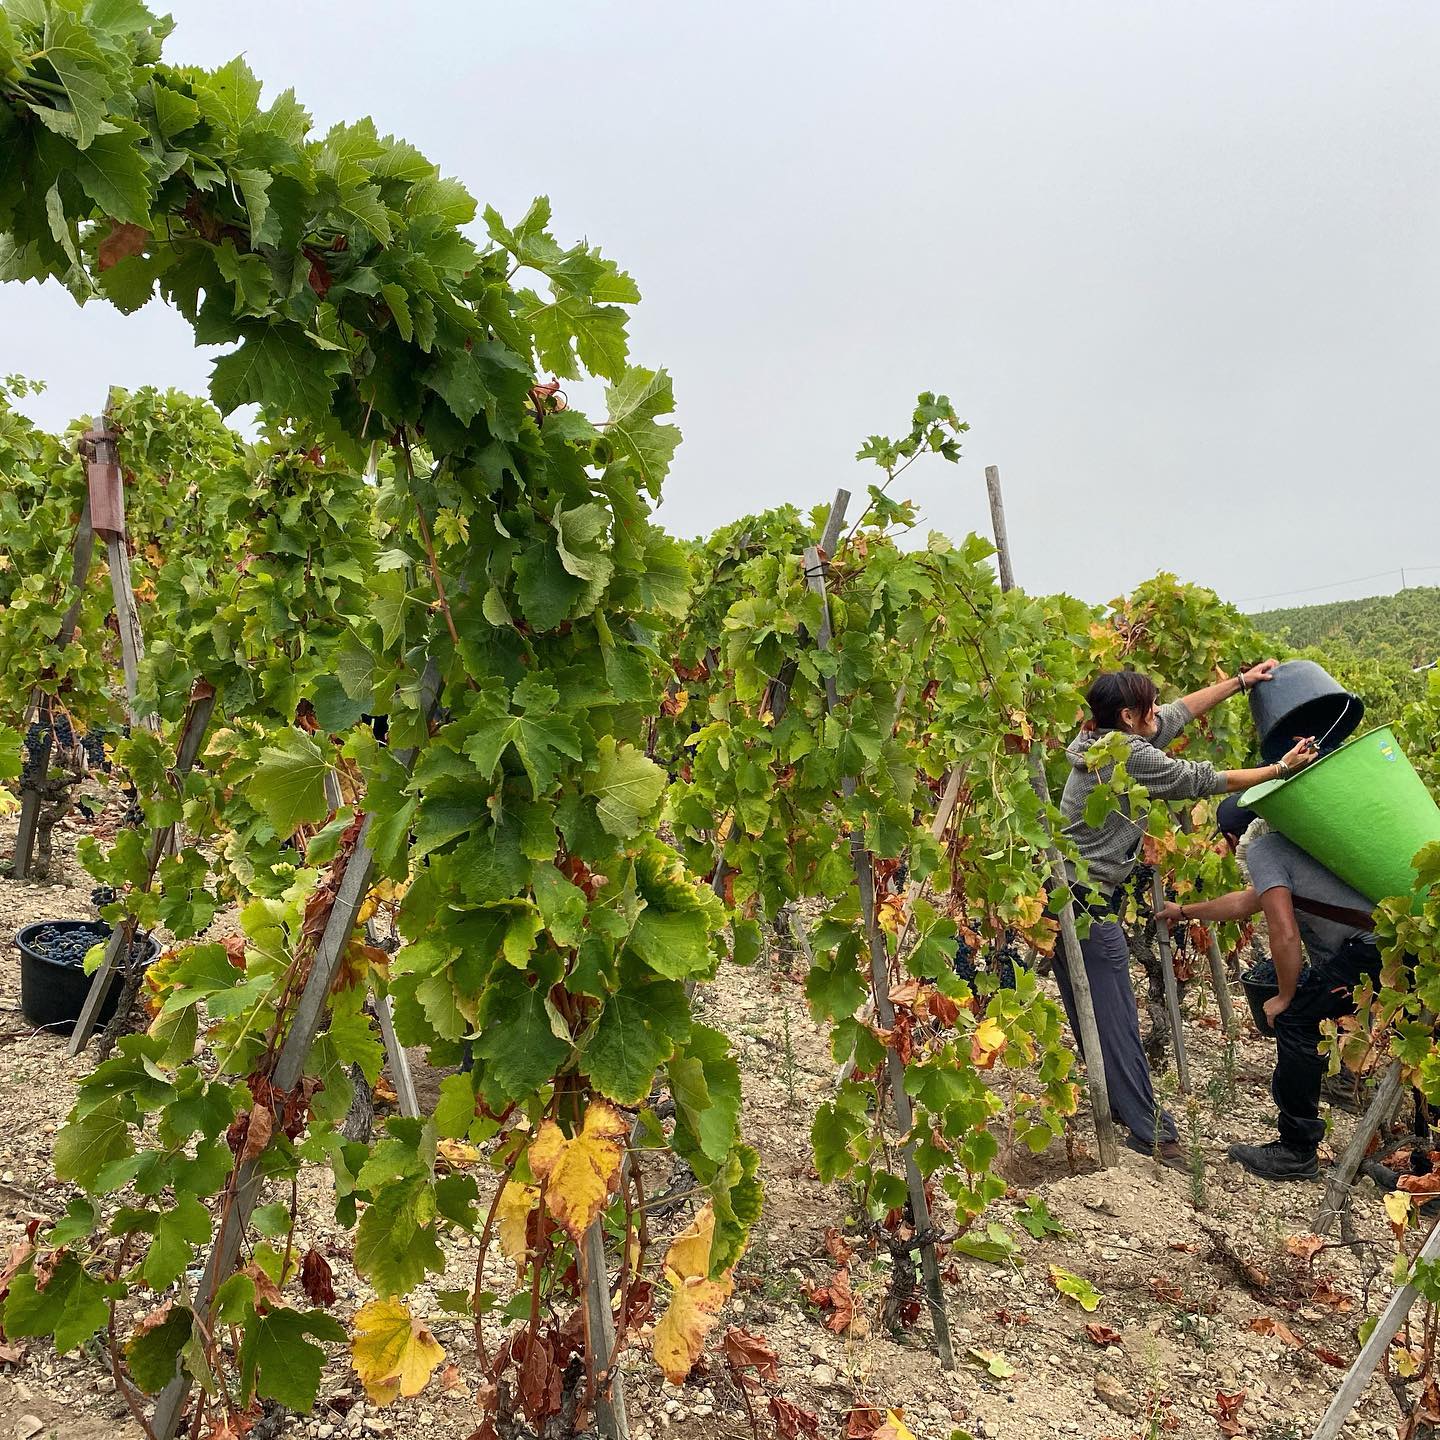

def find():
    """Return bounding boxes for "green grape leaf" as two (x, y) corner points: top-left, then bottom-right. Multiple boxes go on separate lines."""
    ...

(249, 728), (332, 836)
(239, 1304), (346, 1412)
(585, 738), (665, 838)
(353, 1177), (445, 1298)
(668, 1024), (740, 1166)
(125, 1304), (195, 1392)
(585, 967), (689, 1105)
(464, 709), (583, 799)
(604, 367), (681, 492)
(5, 1256), (117, 1354)
(473, 971), (571, 1102)
(210, 322), (347, 419)
(35, 9), (115, 148)
(142, 1192), (211, 1290)
(54, 1098), (133, 1187)
(1049, 1265), (1103, 1312)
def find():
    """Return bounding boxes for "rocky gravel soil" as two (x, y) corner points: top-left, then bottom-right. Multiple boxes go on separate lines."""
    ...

(0, 816), (1424, 1440)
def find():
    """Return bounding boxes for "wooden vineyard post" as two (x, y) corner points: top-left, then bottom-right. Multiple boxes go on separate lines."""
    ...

(151, 662), (441, 1440)
(85, 410), (154, 733)
(320, 767), (420, 1120)
(1175, 808), (1237, 1035)
(803, 542), (956, 1370)
(833, 765), (966, 1090)
(765, 488), (850, 730)
(67, 679), (218, 1056)
(12, 498), (96, 879)
(1312, 1213), (1440, 1439)
(596, 489), (856, 1439)
(1313, 1057), (1406, 1237)
(983, 466), (1015, 590)
(983, 465), (1120, 1167)
(1149, 869), (1192, 1095)
(15, 406), (164, 880)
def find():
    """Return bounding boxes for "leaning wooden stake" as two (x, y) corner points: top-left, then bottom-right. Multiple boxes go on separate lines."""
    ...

(1313, 1212), (1440, 1439)
(85, 410), (155, 734)
(984, 464), (1120, 1167)
(1313, 1057), (1406, 1237)
(151, 663), (441, 1440)
(67, 679), (217, 1056)
(13, 497), (96, 879)
(833, 765), (966, 1090)
(320, 768), (421, 1121)
(804, 541), (955, 1370)
(1149, 869), (1192, 1096)
(1174, 808), (1237, 1035)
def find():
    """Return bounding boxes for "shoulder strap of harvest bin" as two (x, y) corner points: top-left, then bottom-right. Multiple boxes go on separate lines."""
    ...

(1290, 892), (1377, 933)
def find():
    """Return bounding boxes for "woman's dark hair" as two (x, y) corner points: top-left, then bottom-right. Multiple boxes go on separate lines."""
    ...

(1084, 670), (1159, 732)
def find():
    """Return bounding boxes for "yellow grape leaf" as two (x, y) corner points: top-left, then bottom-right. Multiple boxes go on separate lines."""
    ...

(877, 895), (907, 934)
(496, 1181), (538, 1280)
(652, 1204), (734, 1384)
(436, 1138), (481, 1169)
(1396, 1344), (1423, 1378)
(528, 1100), (627, 1245)
(351, 1298), (445, 1406)
(875, 1411), (918, 1440)
(0, 790), (17, 817)
(971, 1016), (1007, 1069)
(1384, 1190), (1413, 1231)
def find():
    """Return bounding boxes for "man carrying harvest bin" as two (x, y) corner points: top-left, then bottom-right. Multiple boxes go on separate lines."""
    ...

(1160, 796), (1379, 1182)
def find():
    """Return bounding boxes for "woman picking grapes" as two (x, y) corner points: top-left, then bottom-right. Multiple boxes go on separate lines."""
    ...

(1056, 664), (1317, 1165)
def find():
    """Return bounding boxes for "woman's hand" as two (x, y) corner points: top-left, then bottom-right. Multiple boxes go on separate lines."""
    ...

(1242, 659), (1279, 688)
(1263, 992), (1291, 1026)
(1280, 736), (1319, 774)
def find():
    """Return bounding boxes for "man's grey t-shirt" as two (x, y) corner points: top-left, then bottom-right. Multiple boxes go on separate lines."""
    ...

(1245, 832), (1376, 968)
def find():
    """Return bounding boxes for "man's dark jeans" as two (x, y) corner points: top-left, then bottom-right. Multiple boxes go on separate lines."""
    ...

(1272, 938), (1380, 1152)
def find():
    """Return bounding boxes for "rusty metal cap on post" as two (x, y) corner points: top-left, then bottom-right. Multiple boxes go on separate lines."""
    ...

(83, 421), (125, 538)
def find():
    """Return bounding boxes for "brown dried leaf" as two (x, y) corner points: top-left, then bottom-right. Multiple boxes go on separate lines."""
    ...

(239, 1104), (273, 1164)
(1396, 1171), (1440, 1194)
(845, 1404), (886, 1439)
(238, 1262), (284, 1312)
(1247, 1315), (1303, 1348)
(887, 979), (920, 1008)
(1083, 1322), (1123, 1346)
(1284, 1233), (1325, 1262)
(132, 1301), (174, 1338)
(301, 1248), (335, 1307)
(97, 222), (150, 271)
(722, 1326), (779, 1380)
(768, 1395), (822, 1440)
(1303, 1278), (1353, 1313)
(1213, 1389), (1246, 1436)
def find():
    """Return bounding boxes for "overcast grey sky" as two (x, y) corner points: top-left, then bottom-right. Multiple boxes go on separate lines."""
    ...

(4, 1), (1440, 610)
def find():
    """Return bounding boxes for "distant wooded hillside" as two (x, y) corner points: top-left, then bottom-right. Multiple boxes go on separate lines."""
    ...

(1256, 587), (1440, 671)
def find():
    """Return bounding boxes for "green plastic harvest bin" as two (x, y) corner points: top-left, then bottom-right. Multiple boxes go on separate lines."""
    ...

(1242, 725), (1440, 903)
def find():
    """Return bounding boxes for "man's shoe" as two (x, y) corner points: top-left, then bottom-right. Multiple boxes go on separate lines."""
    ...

(1227, 1140), (1319, 1181)
(1321, 1072), (1364, 1113)
(1126, 1135), (1189, 1173)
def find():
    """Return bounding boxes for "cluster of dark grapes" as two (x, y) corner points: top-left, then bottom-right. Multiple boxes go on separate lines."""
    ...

(1243, 955), (1279, 987)
(29, 922), (110, 969)
(953, 931), (1024, 990)
(20, 717), (109, 784)
(90, 885), (117, 909)
(29, 922), (149, 969)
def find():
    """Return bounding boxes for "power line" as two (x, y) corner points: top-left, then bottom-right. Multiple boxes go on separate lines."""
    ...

(1239, 565), (1440, 606)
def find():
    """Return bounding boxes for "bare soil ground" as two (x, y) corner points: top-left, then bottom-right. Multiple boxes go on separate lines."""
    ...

(0, 817), (1419, 1440)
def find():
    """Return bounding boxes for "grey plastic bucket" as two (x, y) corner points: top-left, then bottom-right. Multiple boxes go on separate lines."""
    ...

(1248, 659), (1364, 764)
